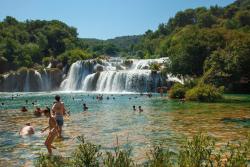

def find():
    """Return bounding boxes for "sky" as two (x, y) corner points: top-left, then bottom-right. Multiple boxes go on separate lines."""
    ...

(0, 0), (235, 40)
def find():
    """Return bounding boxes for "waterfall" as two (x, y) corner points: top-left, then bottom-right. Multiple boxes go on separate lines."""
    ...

(23, 71), (30, 92)
(60, 57), (173, 92)
(41, 69), (51, 91)
(34, 70), (43, 90)
(82, 70), (161, 92)
(60, 60), (96, 90)
(0, 57), (182, 92)
(131, 58), (167, 70)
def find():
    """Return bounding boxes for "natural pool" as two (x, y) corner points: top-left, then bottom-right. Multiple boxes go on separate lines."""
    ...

(0, 92), (250, 166)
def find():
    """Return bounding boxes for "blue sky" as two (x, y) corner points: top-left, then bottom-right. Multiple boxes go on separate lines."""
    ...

(0, 0), (234, 39)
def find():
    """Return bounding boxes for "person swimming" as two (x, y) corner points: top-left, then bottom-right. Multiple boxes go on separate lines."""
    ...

(41, 108), (59, 154)
(139, 106), (143, 113)
(34, 107), (42, 117)
(83, 103), (88, 111)
(21, 106), (28, 112)
(133, 105), (136, 111)
(51, 95), (66, 138)
(19, 123), (35, 136)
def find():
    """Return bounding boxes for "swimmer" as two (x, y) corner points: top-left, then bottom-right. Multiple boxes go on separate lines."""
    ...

(133, 105), (136, 111)
(1, 102), (4, 106)
(25, 100), (28, 104)
(41, 108), (59, 154)
(83, 103), (88, 111)
(52, 95), (66, 138)
(34, 107), (42, 117)
(21, 106), (28, 112)
(19, 123), (35, 136)
(107, 96), (110, 100)
(138, 106), (143, 113)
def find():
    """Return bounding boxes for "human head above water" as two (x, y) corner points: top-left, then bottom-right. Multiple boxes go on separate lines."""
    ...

(44, 107), (51, 117)
(25, 123), (31, 126)
(55, 95), (60, 102)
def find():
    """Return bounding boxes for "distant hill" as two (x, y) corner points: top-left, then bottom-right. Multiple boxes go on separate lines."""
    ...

(106, 35), (142, 52)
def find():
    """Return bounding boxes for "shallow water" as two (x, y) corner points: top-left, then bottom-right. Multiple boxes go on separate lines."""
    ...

(0, 92), (250, 166)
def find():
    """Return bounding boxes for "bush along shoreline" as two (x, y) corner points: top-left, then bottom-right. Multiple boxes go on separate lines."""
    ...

(35, 133), (250, 167)
(169, 78), (224, 102)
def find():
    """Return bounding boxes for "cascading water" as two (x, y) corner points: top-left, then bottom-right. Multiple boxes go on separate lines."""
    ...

(41, 69), (51, 91)
(0, 68), (61, 92)
(60, 60), (96, 90)
(0, 57), (181, 92)
(60, 57), (179, 93)
(23, 71), (30, 92)
(82, 70), (162, 92)
(34, 70), (43, 90)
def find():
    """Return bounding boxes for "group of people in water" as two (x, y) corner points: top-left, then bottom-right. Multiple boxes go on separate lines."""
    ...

(16, 93), (149, 155)
(133, 105), (143, 113)
(19, 95), (67, 154)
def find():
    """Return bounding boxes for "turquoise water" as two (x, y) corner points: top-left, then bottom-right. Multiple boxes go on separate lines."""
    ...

(0, 92), (250, 166)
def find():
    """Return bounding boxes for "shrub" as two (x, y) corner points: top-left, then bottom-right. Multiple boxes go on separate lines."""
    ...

(168, 83), (187, 99)
(102, 137), (134, 167)
(185, 84), (223, 102)
(178, 133), (216, 166)
(123, 59), (133, 67)
(35, 134), (250, 167)
(149, 63), (161, 71)
(145, 144), (175, 167)
(42, 57), (52, 66)
(35, 154), (69, 167)
(72, 136), (102, 167)
(17, 67), (29, 74)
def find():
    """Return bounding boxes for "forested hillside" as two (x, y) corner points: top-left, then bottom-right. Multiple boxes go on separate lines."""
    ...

(0, 17), (141, 73)
(133, 0), (250, 91)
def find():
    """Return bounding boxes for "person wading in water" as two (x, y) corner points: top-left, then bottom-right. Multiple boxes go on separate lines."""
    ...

(52, 95), (66, 138)
(42, 108), (58, 154)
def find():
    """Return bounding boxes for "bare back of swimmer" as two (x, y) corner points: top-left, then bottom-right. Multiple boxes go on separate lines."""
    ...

(19, 123), (34, 136)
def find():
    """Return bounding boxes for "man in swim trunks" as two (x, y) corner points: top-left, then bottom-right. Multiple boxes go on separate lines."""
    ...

(42, 108), (59, 154)
(51, 95), (66, 138)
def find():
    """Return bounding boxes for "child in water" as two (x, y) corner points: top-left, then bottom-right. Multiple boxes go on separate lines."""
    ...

(21, 106), (28, 112)
(41, 108), (59, 154)
(133, 105), (136, 111)
(83, 103), (88, 111)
